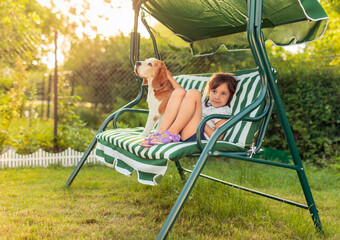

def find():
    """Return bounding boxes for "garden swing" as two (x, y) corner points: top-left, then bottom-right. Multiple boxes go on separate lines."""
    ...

(66, 0), (329, 238)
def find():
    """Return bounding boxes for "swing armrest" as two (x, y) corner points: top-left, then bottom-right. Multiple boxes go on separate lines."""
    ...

(196, 103), (269, 142)
(195, 113), (254, 152)
(113, 108), (149, 128)
(195, 114), (232, 148)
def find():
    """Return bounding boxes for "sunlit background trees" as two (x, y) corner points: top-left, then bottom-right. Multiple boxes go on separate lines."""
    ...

(0, 0), (338, 166)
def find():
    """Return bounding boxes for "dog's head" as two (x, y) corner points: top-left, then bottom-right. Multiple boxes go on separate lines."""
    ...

(135, 58), (168, 90)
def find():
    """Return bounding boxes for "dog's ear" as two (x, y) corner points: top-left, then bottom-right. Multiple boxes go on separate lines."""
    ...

(152, 62), (167, 90)
(142, 78), (148, 86)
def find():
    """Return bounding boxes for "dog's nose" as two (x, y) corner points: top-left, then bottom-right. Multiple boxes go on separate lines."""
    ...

(136, 61), (141, 66)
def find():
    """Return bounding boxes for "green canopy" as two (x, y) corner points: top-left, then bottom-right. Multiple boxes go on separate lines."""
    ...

(142, 0), (329, 55)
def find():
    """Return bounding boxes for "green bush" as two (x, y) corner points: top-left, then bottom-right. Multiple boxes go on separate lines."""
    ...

(76, 107), (104, 130)
(3, 118), (93, 154)
(2, 72), (95, 153)
(265, 56), (339, 166)
(0, 61), (27, 150)
(74, 97), (149, 131)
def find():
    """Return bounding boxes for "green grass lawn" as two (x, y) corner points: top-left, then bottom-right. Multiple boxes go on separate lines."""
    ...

(0, 159), (339, 239)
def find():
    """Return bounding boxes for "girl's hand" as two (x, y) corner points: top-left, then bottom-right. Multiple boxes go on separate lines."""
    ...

(215, 119), (228, 139)
(166, 69), (173, 78)
(205, 119), (227, 139)
(167, 69), (184, 90)
(204, 124), (214, 138)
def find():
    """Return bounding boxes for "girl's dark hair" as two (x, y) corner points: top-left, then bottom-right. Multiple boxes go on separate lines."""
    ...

(204, 73), (237, 107)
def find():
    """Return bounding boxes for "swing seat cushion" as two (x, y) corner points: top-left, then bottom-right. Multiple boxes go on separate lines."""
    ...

(95, 128), (245, 185)
(96, 127), (245, 160)
(95, 69), (276, 185)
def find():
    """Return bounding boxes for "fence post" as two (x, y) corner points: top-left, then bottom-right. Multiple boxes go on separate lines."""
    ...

(53, 30), (58, 153)
(47, 73), (52, 119)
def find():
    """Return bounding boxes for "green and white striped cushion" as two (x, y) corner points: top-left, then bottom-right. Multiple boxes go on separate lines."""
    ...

(96, 127), (244, 160)
(95, 128), (244, 185)
(95, 134), (168, 185)
(224, 71), (264, 147)
(95, 69), (270, 185)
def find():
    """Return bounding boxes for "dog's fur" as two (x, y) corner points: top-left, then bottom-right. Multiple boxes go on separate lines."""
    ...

(135, 58), (174, 137)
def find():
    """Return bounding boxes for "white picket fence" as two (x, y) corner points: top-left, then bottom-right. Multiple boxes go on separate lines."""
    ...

(0, 147), (98, 168)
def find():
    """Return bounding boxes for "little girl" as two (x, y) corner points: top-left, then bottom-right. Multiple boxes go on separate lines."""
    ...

(140, 70), (237, 147)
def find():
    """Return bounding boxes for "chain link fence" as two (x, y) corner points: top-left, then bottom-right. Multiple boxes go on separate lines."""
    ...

(2, 28), (338, 133)
(68, 50), (246, 109)
(30, 44), (256, 129)
(22, 43), (340, 132)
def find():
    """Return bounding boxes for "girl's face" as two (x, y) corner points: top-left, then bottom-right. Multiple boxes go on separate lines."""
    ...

(209, 82), (231, 108)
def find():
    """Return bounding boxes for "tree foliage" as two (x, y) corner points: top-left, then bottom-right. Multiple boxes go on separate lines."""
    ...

(305, 0), (340, 68)
(1, 0), (39, 65)
(0, 0), (63, 151)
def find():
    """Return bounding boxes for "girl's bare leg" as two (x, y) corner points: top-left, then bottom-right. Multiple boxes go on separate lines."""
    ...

(167, 89), (202, 139)
(158, 88), (186, 132)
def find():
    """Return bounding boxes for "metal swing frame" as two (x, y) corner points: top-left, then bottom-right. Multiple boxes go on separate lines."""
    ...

(65, 0), (323, 238)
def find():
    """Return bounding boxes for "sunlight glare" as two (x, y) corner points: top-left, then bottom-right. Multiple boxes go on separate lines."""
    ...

(41, 34), (66, 69)
(36, 0), (151, 38)
(283, 44), (305, 54)
(36, 0), (155, 68)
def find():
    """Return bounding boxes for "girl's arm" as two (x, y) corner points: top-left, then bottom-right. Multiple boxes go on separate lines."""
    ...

(204, 119), (228, 140)
(167, 70), (184, 90)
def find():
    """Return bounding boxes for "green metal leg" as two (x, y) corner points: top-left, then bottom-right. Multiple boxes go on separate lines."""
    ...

(264, 53), (322, 231)
(65, 137), (97, 188)
(257, 26), (322, 235)
(157, 145), (212, 239)
(267, 65), (322, 230)
(174, 160), (186, 181)
(64, 113), (113, 188)
(247, 0), (322, 232)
